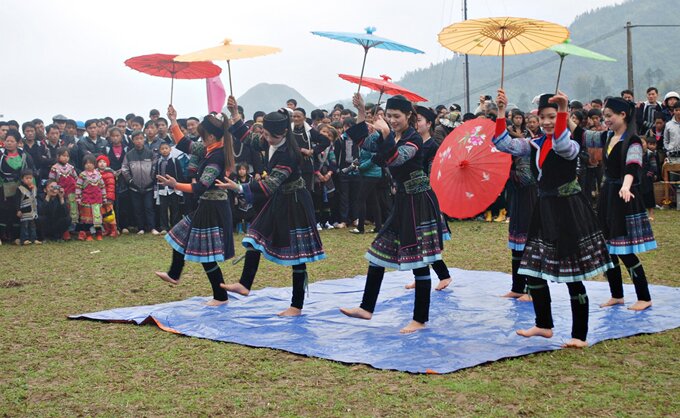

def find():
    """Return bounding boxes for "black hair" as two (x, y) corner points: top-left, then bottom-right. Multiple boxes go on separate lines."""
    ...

(342, 117), (356, 129)
(462, 113), (476, 122)
(144, 120), (158, 129)
(591, 99), (603, 106)
(46, 124), (60, 134)
(510, 109), (526, 131)
(621, 89), (634, 98)
(20, 169), (34, 179)
(587, 108), (602, 118)
(131, 116), (145, 127)
(156, 117), (168, 125)
(85, 119), (98, 128)
(5, 128), (21, 141)
(56, 147), (70, 157)
(115, 118), (126, 125)
(673, 102), (680, 110)
(653, 111), (665, 121)
(159, 141), (171, 148)
(236, 161), (250, 172)
(82, 154), (96, 167)
(187, 117), (200, 123)
(435, 105), (446, 112)
(330, 121), (343, 130)
(107, 127), (123, 138)
(104, 117), (113, 125)
(646, 86), (658, 94)
(295, 107), (306, 117)
(286, 98), (298, 106)
(333, 103), (344, 111)
(125, 113), (136, 121)
(0, 121), (8, 128)
(149, 109), (160, 116)
(8, 120), (19, 129)
(177, 119), (187, 129)
(570, 110), (586, 124)
(21, 121), (35, 132)
(31, 118), (44, 125)
(253, 111), (265, 121)
(310, 109), (324, 121)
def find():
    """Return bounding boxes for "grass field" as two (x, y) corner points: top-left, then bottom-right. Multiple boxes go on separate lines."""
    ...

(1, 211), (679, 417)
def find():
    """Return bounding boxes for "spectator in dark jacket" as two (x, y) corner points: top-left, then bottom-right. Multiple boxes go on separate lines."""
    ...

(122, 131), (157, 235)
(39, 179), (71, 240)
(75, 119), (108, 171)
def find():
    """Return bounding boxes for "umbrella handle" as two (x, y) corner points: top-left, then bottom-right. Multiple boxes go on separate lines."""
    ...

(555, 55), (565, 94)
(357, 47), (369, 93)
(227, 60), (233, 97)
(170, 75), (174, 106)
(500, 43), (505, 89)
(375, 91), (384, 117)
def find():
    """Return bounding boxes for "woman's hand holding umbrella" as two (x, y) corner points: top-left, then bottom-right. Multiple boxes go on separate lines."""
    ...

(227, 96), (240, 121)
(496, 88), (508, 114)
(167, 105), (178, 124)
(548, 91), (569, 113)
(372, 115), (390, 139)
(353, 93), (366, 123)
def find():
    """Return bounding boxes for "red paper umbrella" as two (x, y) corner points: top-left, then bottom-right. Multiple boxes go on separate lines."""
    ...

(430, 118), (512, 219)
(124, 53), (222, 104)
(338, 74), (428, 104)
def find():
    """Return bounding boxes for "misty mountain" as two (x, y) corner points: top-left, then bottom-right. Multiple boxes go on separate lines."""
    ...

(236, 83), (316, 117)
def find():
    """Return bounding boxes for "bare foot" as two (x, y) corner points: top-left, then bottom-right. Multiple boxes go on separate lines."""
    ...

(400, 320), (426, 334)
(339, 307), (373, 320)
(518, 294), (532, 302)
(205, 299), (229, 306)
(562, 338), (588, 348)
(516, 326), (553, 338)
(501, 291), (524, 299)
(220, 282), (250, 296)
(155, 271), (178, 285)
(405, 281), (416, 289)
(435, 278), (452, 291)
(628, 300), (653, 311)
(599, 297), (625, 308)
(278, 307), (302, 316)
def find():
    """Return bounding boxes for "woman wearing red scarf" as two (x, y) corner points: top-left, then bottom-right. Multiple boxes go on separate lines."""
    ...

(493, 88), (613, 348)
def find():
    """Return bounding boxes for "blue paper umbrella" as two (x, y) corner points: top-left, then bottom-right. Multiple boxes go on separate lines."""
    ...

(311, 27), (424, 91)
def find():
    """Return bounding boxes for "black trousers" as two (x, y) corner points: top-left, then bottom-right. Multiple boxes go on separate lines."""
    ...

(511, 250), (527, 294)
(605, 253), (651, 301)
(356, 177), (382, 232)
(360, 264), (432, 324)
(159, 193), (182, 231)
(239, 250), (308, 309)
(526, 277), (589, 341)
(167, 249), (227, 301)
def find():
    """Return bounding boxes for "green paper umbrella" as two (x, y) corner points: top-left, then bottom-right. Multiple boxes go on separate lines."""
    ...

(549, 39), (616, 92)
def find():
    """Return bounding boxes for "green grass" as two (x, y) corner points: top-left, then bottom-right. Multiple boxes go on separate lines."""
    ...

(1, 211), (679, 417)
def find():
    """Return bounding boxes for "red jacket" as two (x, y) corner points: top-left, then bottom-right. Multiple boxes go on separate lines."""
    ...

(99, 168), (116, 201)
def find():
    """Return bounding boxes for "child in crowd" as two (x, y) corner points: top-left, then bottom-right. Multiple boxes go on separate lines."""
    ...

(15, 170), (40, 245)
(39, 180), (71, 241)
(230, 162), (254, 234)
(106, 127), (130, 234)
(641, 138), (659, 220)
(76, 155), (107, 241)
(97, 155), (117, 237)
(314, 124), (337, 230)
(122, 130), (157, 235)
(48, 147), (78, 240)
(155, 142), (183, 234)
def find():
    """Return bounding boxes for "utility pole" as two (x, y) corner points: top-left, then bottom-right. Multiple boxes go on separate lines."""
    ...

(626, 21), (634, 92)
(462, 0), (470, 113)
(626, 23), (680, 94)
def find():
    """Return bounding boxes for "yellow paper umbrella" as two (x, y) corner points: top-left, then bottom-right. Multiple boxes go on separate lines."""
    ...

(175, 39), (281, 95)
(438, 17), (569, 87)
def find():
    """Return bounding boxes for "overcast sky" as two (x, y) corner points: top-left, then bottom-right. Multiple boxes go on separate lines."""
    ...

(2, 0), (625, 123)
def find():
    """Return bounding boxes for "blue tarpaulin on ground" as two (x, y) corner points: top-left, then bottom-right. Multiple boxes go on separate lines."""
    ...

(70, 268), (680, 374)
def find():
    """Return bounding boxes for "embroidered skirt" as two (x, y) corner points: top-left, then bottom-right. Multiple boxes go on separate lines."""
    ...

(366, 189), (443, 271)
(78, 203), (102, 227)
(166, 198), (234, 263)
(508, 184), (538, 251)
(243, 188), (325, 266)
(518, 192), (613, 283)
(598, 179), (657, 255)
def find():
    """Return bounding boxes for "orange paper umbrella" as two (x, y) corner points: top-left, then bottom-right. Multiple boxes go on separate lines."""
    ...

(175, 39), (281, 95)
(430, 119), (512, 219)
(438, 17), (569, 88)
(338, 74), (428, 103)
